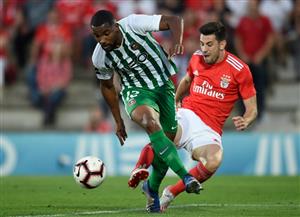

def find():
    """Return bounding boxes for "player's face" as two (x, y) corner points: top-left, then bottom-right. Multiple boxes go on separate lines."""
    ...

(200, 34), (225, 64)
(91, 24), (119, 52)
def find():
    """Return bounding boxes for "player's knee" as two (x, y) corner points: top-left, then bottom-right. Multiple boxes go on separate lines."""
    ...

(135, 115), (161, 133)
(144, 118), (161, 133)
(131, 107), (161, 133)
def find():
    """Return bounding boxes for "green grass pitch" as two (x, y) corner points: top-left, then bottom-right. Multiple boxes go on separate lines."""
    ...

(0, 176), (299, 217)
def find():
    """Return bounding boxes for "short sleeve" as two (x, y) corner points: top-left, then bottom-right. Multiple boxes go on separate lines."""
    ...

(236, 65), (256, 99)
(186, 61), (194, 79)
(124, 14), (162, 34)
(92, 44), (114, 80)
(94, 67), (114, 80)
(186, 54), (200, 79)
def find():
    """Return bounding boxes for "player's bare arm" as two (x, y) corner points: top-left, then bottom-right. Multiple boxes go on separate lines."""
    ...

(100, 76), (128, 145)
(232, 95), (257, 131)
(175, 74), (192, 107)
(159, 15), (184, 58)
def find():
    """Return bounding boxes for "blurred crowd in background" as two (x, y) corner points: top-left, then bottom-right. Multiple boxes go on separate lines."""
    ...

(0, 0), (299, 132)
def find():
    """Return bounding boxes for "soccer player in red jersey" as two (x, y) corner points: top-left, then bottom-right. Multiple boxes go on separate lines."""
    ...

(128, 21), (258, 211)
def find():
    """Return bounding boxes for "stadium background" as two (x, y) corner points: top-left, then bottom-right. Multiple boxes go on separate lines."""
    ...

(1, 0), (299, 176)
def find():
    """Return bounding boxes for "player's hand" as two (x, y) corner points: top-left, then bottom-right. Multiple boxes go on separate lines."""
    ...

(168, 44), (184, 59)
(232, 116), (249, 131)
(115, 120), (127, 146)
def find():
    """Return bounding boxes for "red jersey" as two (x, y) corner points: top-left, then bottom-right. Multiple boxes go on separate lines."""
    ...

(55, 0), (90, 31)
(235, 15), (273, 59)
(34, 23), (72, 58)
(182, 51), (256, 135)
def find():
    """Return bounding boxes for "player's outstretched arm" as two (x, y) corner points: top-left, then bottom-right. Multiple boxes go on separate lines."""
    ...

(159, 15), (184, 59)
(232, 95), (257, 131)
(100, 77), (127, 145)
(175, 74), (192, 108)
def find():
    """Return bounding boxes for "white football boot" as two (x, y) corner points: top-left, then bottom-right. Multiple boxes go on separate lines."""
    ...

(160, 186), (175, 211)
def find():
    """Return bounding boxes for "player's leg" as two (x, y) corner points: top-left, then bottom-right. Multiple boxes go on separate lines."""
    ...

(131, 106), (199, 187)
(169, 144), (223, 196)
(123, 87), (201, 192)
(140, 147), (169, 212)
(132, 143), (154, 170)
(128, 119), (183, 188)
(160, 108), (222, 211)
(128, 143), (153, 188)
(160, 144), (223, 211)
(153, 81), (201, 194)
(147, 150), (169, 191)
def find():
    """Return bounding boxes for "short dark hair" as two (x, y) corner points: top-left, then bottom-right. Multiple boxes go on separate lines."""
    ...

(199, 22), (226, 41)
(90, 10), (115, 27)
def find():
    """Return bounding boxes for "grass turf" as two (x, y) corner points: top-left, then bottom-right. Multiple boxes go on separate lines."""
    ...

(0, 176), (299, 217)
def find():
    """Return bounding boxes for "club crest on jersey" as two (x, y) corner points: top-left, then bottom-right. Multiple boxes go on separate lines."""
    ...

(130, 42), (140, 50)
(128, 99), (136, 106)
(220, 74), (231, 88)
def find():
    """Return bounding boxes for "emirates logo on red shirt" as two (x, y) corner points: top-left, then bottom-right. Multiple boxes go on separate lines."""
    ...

(192, 81), (225, 100)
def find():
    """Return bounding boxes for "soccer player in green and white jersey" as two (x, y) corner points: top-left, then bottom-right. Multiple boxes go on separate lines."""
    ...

(90, 10), (202, 212)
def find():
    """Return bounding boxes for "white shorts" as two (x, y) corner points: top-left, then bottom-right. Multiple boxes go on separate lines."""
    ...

(176, 108), (223, 156)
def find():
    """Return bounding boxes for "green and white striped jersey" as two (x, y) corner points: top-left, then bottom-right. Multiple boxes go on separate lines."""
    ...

(92, 14), (178, 90)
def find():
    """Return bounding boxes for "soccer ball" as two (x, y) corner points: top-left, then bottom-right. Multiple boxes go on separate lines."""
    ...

(73, 156), (106, 189)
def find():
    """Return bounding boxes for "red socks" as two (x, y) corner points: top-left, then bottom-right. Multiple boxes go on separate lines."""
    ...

(169, 161), (214, 197)
(133, 144), (214, 198)
(133, 143), (154, 170)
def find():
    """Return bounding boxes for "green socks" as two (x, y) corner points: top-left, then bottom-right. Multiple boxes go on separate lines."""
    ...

(148, 155), (168, 192)
(149, 130), (188, 180)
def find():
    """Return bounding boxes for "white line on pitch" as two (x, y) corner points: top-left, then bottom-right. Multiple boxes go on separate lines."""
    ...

(9, 203), (300, 217)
